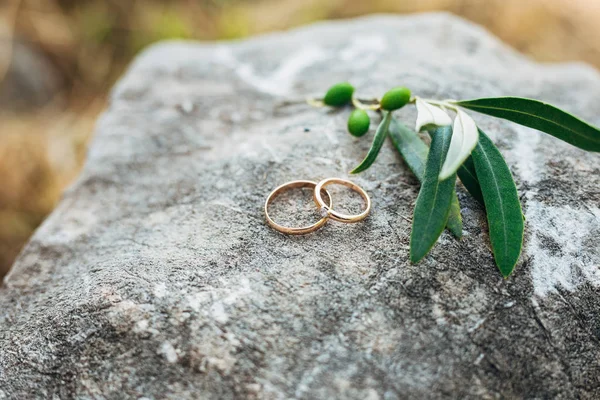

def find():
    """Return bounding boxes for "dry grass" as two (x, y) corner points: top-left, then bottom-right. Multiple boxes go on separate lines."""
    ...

(1, 0), (600, 278)
(0, 102), (100, 277)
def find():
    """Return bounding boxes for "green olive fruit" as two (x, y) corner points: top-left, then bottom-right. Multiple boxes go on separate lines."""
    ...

(347, 109), (370, 137)
(380, 87), (412, 111)
(323, 82), (355, 107)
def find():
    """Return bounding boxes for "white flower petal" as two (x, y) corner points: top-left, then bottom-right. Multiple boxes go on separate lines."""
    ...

(439, 109), (479, 180)
(415, 99), (452, 132)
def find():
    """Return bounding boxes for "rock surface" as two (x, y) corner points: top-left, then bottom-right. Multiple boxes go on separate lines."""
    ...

(2, 14), (600, 399)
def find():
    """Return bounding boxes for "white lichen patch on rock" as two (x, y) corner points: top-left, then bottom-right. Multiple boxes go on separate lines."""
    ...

(339, 34), (388, 70)
(215, 45), (328, 97)
(512, 125), (543, 184)
(526, 201), (600, 297)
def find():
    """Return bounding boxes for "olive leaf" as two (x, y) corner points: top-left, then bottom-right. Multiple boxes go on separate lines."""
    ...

(351, 111), (392, 174)
(410, 126), (456, 263)
(445, 189), (463, 238)
(472, 128), (524, 277)
(456, 97), (600, 152)
(439, 109), (479, 180)
(388, 118), (463, 238)
(457, 157), (485, 206)
(388, 118), (429, 178)
(415, 99), (452, 132)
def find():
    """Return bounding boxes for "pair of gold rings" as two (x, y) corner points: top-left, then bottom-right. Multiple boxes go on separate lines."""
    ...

(265, 178), (371, 235)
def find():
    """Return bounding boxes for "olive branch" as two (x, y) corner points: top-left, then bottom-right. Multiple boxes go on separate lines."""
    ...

(308, 83), (600, 277)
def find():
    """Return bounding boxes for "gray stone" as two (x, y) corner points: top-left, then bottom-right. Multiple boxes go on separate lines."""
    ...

(2, 13), (600, 399)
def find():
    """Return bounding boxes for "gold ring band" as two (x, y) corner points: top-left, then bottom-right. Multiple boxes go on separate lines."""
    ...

(313, 178), (371, 223)
(265, 180), (332, 235)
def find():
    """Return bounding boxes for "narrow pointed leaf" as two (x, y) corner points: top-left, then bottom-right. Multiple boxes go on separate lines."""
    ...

(415, 99), (452, 132)
(439, 109), (479, 180)
(389, 118), (463, 238)
(410, 126), (456, 263)
(351, 111), (392, 174)
(457, 97), (600, 152)
(395, 112), (483, 208)
(445, 190), (463, 239)
(388, 118), (428, 178)
(472, 128), (524, 277)
(457, 157), (485, 206)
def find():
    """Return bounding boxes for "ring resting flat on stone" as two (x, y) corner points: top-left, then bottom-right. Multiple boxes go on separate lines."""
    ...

(313, 178), (371, 223)
(264, 180), (333, 235)
(264, 178), (371, 234)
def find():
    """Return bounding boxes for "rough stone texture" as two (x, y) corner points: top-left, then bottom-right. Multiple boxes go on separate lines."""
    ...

(2, 14), (600, 399)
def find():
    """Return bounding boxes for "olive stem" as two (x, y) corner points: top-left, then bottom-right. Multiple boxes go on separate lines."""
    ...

(306, 97), (326, 107)
(352, 96), (381, 111)
(415, 97), (461, 113)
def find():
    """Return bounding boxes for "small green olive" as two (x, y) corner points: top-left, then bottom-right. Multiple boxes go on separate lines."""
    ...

(323, 82), (355, 107)
(380, 87), (412, 111)
(347, 109), (370, 137)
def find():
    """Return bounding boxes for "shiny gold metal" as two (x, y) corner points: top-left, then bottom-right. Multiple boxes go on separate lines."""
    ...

(265, 180), (332, 235)
(313, 178), (371, 223)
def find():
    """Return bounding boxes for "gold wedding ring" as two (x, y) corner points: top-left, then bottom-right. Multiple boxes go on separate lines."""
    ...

(265, 177), (371, 234)
(264, 180), (332, 235)
(314, 178), (371, 223)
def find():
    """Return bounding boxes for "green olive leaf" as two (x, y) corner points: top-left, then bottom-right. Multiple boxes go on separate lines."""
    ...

(456, 97), (600, 152)
(439, 109), (479, 180)
(351, 111), (392, 174)
(445, 190), (463, 238)
(471, 128), (524, 277)
(410, 126), (456, 263)
(388, 118), (463, 238)
(457, 156), (485, 206)
(388, 118), (428, 177)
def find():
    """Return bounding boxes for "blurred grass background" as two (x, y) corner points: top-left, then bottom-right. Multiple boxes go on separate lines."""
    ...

(1, 0), (600, 278)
